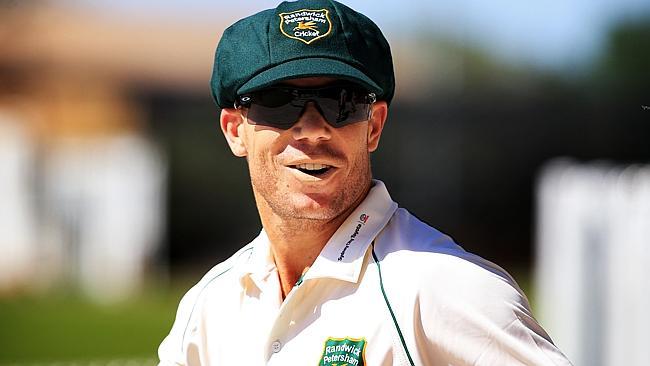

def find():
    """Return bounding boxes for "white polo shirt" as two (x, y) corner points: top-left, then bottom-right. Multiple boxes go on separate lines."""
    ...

(158, 180), (571, 365)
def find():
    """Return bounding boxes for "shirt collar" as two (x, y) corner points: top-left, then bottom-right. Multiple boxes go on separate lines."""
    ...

(238, 230), (276, 289)
(306, 179), (397, 283)
(238, 179), (398, 287)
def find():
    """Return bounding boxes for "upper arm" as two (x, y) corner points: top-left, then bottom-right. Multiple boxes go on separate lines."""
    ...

(413, 258), (572, 365)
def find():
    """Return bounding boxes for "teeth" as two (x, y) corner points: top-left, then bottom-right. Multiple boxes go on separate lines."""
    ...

(296, 163), (330, 171)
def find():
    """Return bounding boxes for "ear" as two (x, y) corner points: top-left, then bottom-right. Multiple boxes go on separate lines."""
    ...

(220, 108), (248, 157)
(367, 101), (388, 152)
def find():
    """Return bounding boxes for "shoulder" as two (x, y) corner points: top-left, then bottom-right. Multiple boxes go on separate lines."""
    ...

(192, 244), (254, 292)
(374, 207), (529, 321)
(157, 243), (255, 364)
(175, 242), (254, 321)
(377, 208), (519, 280)
(371, 209), (572, 364)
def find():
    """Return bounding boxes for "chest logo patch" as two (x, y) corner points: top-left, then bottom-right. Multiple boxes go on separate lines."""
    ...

(279, 9), (332, 45)
(319, 337), (366, 366)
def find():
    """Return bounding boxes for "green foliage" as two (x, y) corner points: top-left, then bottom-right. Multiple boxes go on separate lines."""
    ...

(594, 18), (650, 93)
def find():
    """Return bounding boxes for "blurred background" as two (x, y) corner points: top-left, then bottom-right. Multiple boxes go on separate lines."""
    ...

(0, 0), (648, 365)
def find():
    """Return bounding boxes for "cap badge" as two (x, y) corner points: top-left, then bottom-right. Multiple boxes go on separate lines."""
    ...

(279, 8), (332, 45)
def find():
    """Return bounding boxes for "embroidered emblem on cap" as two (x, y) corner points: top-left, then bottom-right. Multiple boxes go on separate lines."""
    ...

(279, 8), (332, 45)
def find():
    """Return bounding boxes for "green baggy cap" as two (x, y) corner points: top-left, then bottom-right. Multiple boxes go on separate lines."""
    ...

(211, 0), (395, 108)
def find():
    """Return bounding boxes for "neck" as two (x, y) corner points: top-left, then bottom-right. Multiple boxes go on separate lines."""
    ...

(255, 186), (370, 299)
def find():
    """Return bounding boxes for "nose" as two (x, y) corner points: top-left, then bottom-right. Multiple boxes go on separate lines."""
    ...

(290, 102), (332, 142)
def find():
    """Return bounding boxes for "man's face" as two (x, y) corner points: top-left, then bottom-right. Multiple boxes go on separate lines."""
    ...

(221, 77), (387, 222)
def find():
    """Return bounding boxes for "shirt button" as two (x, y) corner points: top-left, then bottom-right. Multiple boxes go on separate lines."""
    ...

(271, 340), (282, 353)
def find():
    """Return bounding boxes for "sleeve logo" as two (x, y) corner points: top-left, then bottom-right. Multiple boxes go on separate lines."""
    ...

(279, 9), (332, 45)
(319, 337), (366, 366)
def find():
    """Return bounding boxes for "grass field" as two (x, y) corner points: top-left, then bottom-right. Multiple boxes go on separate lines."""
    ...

(0, 281), (191, 365)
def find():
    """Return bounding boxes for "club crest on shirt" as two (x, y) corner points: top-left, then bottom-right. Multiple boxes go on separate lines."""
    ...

(319, 337), (366, 366)
(279, 9), (332, 44)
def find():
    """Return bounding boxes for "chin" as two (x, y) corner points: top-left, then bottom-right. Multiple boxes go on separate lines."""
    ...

(287, 193), (340, 220)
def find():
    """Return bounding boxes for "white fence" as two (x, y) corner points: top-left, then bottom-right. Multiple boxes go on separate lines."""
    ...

(535, 159), (650, 366)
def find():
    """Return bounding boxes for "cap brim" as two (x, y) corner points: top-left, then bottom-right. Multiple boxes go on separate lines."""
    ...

(237, 57), (382, 95)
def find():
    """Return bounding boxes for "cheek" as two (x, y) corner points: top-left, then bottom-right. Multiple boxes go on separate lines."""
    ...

(342, 131), (371, 167)
(344, 125), (371, 153)
(242, 127), (284, 156)
(242, 129), (288, 177)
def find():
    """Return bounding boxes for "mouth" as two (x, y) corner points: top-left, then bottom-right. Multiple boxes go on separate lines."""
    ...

(290, 163), (334, 178)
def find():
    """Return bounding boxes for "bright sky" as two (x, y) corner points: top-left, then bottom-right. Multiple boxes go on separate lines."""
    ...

(68, 0), (650, 71)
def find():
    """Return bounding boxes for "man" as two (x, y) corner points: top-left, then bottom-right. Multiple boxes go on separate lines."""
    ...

(158, 1), (572, 365)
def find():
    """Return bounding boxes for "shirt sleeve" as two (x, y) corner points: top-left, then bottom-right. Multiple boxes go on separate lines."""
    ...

(413, 257), (573, 366)
(157, 281), (205, 366)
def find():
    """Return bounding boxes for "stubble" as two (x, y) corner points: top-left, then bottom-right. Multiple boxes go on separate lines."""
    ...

(248, 144), (372, 228)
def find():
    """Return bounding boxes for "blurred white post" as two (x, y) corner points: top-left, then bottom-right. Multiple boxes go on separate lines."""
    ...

(41, 134), (166, 302)
(0, 116), (37, 291)
(535, 159), (650, 366)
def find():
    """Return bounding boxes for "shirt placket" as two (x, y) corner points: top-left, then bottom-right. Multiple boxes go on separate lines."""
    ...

(239, 263), (284, 365)
(264, 273), (318, 365)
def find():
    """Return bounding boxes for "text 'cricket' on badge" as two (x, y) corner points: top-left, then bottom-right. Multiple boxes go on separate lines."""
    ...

(279, 8), (332, 44)
(319, 337), (366, 366)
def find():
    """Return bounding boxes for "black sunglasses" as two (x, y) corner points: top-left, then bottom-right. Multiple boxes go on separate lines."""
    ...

(234, 84), (376, 129)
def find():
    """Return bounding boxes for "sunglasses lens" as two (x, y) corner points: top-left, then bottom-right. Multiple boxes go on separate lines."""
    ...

(317, 87), (371, 127)
(245, 89), (302, 129)
(246, 104), (302, 129)
(239, 85), (372, 129)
